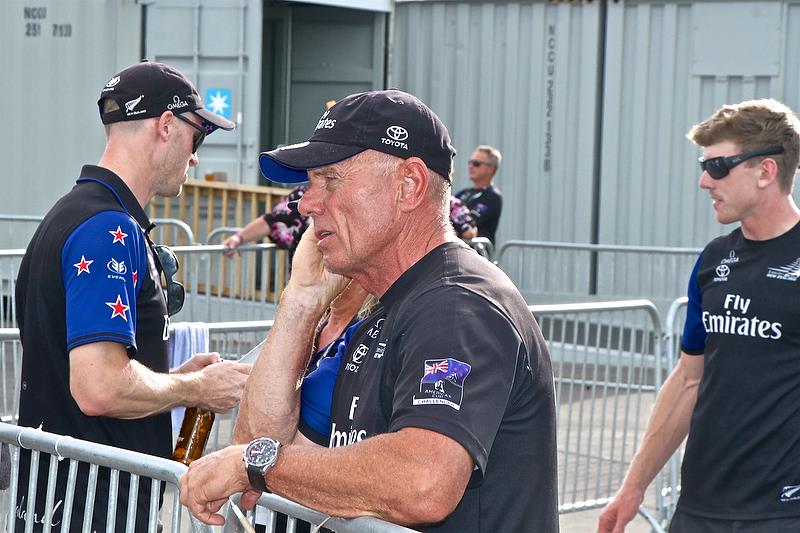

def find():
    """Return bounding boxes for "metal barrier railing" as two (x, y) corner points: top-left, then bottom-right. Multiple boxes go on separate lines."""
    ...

(530, 299), (668, 532)
(171, 243), (286, 323)
(0, 215), (195, 249)
(204, 320), (272, 452)
(661, 297), (689, 523)
(152, 218), (196, 246)
(498, 240), (699, 313)
(0, 321), (274, 430)
(0, 244), (288, 326)
(1, 328), (21, 424)
(0, 215), (42, 251)
(0, 249), (24, 329)
(0, 423), (416, 533)
(2, 303), (684, 530)
(0, 422), (209, 533)
(206, 226), (241, 245)
(462, 237), (494, 260)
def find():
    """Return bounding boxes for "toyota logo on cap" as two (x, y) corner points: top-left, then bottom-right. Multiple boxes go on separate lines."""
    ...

(386, 125), (409, 141)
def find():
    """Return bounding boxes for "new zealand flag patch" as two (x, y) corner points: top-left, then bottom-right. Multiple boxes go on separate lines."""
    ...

(412, 358), (472, 410)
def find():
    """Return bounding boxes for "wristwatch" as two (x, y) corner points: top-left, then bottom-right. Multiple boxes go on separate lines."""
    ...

(243, 437), (281, 493)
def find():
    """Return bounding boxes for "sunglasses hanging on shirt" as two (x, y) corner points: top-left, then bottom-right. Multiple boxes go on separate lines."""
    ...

(153, 244), (185, 317)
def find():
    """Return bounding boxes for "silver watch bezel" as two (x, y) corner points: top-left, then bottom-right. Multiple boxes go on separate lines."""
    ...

(243, 437), (280, 470)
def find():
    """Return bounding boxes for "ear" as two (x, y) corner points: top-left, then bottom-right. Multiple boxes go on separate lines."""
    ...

(756, 156), (780, 189)
(155, 111), (175, 143)
(396, 157), (429, 213)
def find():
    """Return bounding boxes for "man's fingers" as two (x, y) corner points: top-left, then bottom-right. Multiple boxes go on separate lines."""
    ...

(240, 489), (262, 510)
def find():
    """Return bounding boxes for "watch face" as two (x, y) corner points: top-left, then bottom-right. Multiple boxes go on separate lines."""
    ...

(246, 438), (278, 468)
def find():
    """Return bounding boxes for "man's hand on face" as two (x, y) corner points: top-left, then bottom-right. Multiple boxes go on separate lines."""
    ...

(288, 222), (350, 307)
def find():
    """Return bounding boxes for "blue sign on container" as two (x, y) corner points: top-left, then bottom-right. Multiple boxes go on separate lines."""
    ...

(204, 88), (232, 120)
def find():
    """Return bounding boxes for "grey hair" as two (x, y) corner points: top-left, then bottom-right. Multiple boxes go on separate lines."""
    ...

(476, 145), (502, 169)
(359, 149), (450, 225)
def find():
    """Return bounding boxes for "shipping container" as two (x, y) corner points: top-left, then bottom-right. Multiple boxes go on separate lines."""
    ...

(4, 0), (800, 295)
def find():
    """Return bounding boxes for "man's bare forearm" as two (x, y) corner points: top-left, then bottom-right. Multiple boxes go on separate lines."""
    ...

(619, 353), (703, 493)
(233, 287), (327, 444)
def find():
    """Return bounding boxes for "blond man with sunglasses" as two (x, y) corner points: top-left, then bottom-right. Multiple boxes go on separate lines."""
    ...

(600, 99), (800, 532)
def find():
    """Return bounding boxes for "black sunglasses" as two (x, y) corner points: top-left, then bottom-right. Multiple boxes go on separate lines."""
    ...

(468, 159), (494, 168)
(175, 113), (207, 154)
(153, 244), (185, 317)
(699, 146), (784, 179)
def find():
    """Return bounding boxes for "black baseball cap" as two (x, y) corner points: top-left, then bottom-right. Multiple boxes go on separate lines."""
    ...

(259, 89), (456, 183)
(98, 60), (235, 133)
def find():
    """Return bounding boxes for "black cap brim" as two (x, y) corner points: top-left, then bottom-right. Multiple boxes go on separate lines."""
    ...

(259, 142), (365, 184)
(195, 108), (236, 132)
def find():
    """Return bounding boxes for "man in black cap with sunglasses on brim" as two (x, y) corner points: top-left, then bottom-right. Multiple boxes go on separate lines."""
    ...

(14, 60), (251, 532)
(600, 99), (800, 533)
(180, 89), (559, 532)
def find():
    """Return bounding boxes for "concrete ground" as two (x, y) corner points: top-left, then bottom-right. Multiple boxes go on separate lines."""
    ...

(561, 507), (657, 533)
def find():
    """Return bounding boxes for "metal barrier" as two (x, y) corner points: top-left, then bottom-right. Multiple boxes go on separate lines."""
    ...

(498, 240), (699, 314)
(0, 249), (23, 329)
(0, 423), (415, 533)
(664, 297), (688, 373)
(0, 321), (273, 431)
(0, 215), (42, 251)
(204, 320), (272, 453)
(661, 297), (689, 522)
(151, 218), (196, 246)
(530, 299), (668, 531)
(1, 328), (21, 424)
(171, 243), (285, 323)
(206, 226), (241, 245)
(462, 237), (494, 260)
(0, 422), (210, 533)
(0, 215), (195, 249)
(1, 302), (685, 530)
(0, 244), (287, 326)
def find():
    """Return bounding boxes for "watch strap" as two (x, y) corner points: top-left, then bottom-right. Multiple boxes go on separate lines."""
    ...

(246, 463), (269, 493)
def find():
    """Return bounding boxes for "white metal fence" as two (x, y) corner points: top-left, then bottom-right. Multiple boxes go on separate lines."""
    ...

(0, 215), (196, 249)
(499, 241), (700, 315)
(1, 328), (21, 424)
(0, 423), (417, 533)
(0, 243), (289, 327)
(531, 300), (667, 531)
(2, 300), (694, 531)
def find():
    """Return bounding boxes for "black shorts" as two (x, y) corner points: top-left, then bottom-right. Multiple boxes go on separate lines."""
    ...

(669, 508), (800, 533)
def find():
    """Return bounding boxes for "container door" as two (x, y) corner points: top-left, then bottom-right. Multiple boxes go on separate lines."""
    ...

(144, 0), (264, 184)
(261, 1), (387, 169)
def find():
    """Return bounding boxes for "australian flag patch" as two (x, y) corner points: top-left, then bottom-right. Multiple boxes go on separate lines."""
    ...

(412, 358), (472, 410)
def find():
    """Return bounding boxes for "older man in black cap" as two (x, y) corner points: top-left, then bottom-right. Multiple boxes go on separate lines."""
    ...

(180, 89), (559, 532)
(14, 60), (251, 532)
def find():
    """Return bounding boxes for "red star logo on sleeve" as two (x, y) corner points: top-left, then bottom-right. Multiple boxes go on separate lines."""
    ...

(109, 226), (129, 245)
(132, 271), (138, 287)
(73, 255), (94, 276)
(105, 295), (130, 321)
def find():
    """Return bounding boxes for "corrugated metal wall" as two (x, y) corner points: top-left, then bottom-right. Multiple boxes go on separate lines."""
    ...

(0, 0), (141, 217)
(391, 0), (601, 244)
(601, 0), (800, 248)
(144, 0), (263, 183)
(392, 0), (800, 250)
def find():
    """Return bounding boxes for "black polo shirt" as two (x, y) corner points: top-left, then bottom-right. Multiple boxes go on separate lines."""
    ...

(15, 165), (170, 532)
(308, 242), (559, 532)
(678, 224), (800, 520)
(454, 184), (502, 244)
